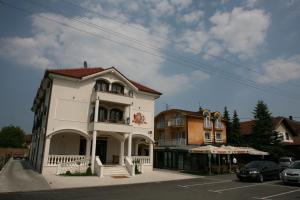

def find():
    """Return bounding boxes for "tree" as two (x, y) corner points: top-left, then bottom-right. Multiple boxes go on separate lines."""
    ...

(0, 125), (25, 148)
(250, 100), (273, 149)
(229, 110), (241, 146)
(223, 106), (231, 144)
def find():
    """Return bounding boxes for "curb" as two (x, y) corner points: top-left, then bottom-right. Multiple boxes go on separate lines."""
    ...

(0, 157), (12, 176)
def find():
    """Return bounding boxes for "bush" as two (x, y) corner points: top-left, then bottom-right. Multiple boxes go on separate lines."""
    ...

(66, 170), (71, 175)
(86, 167), (92, 175)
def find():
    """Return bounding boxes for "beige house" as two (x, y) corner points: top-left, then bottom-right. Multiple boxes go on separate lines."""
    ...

(29, 65), (161, 177)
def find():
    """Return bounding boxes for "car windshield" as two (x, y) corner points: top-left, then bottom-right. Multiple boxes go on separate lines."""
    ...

(244, 161), (264, 168)
(279, 158), (290, 162)
(290, 162), (300, 169)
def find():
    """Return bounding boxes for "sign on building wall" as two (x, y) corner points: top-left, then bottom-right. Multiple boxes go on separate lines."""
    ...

(132, 110), (152, 128)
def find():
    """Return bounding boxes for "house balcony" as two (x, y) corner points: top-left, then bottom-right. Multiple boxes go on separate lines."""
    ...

(90, 120), (133, 133)
(204, 138), (212, 144)
(157, 138), (186, 147)
(93, 88), (133, 105)
(167, 118), (184, 127)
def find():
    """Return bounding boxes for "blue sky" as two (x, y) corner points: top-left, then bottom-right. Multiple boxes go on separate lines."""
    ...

(1, 0), (300, 132)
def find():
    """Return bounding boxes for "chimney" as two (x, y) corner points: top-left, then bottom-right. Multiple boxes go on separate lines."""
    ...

(84, 61), (88, 68)
(289, 116), (293, 120)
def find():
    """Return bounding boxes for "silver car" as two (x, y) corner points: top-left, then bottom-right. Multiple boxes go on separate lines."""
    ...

(279, 157), (294, 170)
(281, 161), (300, 184)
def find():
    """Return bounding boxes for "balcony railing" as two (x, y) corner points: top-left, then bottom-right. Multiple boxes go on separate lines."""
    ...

(167, 118), (184, 127)
(157, 138), (186, 146)
(204, 138), (212, 143)
(156, 122), (165, 129)
(94, 87), (133, 98)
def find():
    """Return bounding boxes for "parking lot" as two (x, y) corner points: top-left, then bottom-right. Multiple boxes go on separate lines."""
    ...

(0, 174), (299, 200)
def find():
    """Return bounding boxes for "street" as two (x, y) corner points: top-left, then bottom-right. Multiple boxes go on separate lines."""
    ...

(0, 172), (299, 200)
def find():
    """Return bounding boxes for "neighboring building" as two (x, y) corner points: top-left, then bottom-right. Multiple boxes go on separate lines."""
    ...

(240, 116), (300, 146)
(29, 65), (161, 176)
(154, 108), (227, 171)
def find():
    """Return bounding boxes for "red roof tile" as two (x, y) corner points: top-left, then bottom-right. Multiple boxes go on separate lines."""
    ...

(46, 67), (162, 95)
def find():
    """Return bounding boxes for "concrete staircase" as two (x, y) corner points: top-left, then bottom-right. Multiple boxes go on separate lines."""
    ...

(102, 165), (130, 176)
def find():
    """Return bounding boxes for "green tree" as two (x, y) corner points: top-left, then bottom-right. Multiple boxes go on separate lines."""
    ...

(0, 125), (25, 148)
(251, 100), (273, 149)
(223, 106), (231, 144)
(229, 110), (241, 146)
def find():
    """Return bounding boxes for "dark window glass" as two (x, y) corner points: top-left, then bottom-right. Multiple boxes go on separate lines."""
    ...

(95, 80), (109, 92)
(98, 107), (108, 122)
(110, 108), (123, 122)
(111, 83), (124, 94)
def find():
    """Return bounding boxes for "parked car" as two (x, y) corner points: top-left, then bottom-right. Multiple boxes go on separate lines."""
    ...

(236, 160), (280, 182)
(279, 157), (295, 170)
(281, 161), (300, 185)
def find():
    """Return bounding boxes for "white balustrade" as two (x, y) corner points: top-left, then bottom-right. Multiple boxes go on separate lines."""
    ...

(132, 156), (151, 165)
(125, 156), (134, 176)
(94, 156), (103, 177)
(56, 158), (90, 175)
(47, 155), (86, 166)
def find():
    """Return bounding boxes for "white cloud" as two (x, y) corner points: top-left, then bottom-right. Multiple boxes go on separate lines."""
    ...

(245, 0), (258, 8)
(209, 7), (270, 58)
(180, 10), (204, 24)
(175, 30), (208, 54)
(0, 12), (209, 95)
(256, 55), (300, 84)
(170, 0), (192, 10)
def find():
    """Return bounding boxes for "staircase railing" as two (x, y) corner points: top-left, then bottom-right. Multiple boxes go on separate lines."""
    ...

(56, 158), (90, 175)
(95, 156), (103, 177)
(125, 156), (135, 176)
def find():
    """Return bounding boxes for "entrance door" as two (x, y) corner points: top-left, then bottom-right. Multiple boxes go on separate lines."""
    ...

(96, 139), (107, 164)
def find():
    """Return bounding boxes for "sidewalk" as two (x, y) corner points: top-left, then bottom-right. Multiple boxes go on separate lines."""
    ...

(0, 159), (50, 193)
(44, 169), (201, 189)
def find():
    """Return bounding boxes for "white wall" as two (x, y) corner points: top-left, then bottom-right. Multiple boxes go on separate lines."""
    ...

(49, 133), (80, 155)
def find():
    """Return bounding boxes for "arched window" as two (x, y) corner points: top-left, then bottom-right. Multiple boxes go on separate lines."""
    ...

(98, 107), (108, 122)
(109, 108), (123, 122)
(95, 79), (109, 92)
(203, 111), (211, 128)
(111, 83), (124, 94)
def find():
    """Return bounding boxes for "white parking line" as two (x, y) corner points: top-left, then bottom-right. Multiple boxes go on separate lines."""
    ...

(253, 188), (300, 200)
(178, 180), (232, 188)
(209, 183), (264, 193)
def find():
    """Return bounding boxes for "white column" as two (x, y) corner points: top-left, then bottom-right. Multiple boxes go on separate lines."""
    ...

(42, 136), (51, 167)
(135, 141), (139, 156)
(129, 104), (133, 125)
(94, 99), (99, 122)
(85, 138), (91, 158)
(127, 133), (132, 157)
(91, 130), (97, 173)
(149, 142), (153, 165)
(119, 140), (125, 165)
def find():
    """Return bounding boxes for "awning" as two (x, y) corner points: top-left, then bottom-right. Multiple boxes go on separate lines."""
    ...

(188, 145), (269, 155)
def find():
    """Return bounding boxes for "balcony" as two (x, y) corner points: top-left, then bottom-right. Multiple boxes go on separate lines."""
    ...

(157, 138), (186, 146)
(204, 138), (212, 144)
(94, 88), (133, 105)
(92, 120), (133, 133)
(167, 118), (184, 127)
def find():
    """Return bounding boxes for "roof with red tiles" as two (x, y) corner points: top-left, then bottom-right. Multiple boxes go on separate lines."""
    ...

(240, 117), (300, 136)
(46, 67), (162, 95)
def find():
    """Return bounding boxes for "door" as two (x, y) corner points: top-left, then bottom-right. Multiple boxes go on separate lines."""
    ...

(96, 139), (107, 164)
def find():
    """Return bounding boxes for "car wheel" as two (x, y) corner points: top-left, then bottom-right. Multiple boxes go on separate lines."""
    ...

(258, 174), (264, 183)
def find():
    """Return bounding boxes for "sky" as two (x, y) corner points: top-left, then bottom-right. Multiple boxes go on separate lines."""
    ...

(0, 0), (300, 133)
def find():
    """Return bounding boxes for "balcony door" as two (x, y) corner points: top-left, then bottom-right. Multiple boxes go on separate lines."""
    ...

(96, 139), (107, 164)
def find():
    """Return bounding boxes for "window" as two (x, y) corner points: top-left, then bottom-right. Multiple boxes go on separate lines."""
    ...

(215, 132), (222, 141)
(95, 80), (109, 92)
(205, 132), (211, 140)
(285, 132), (290, 140)
(109, 108), (123, 122)
(203, 112), (211, 128)
(215, 118), (222, 129)
(111, 83), (124, 94)
(98, 107), (108, 122)
(90, 106), (95, 122)
(157, 117), (165, 128)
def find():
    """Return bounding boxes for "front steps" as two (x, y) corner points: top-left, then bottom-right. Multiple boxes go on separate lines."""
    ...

(102, 165), (130, 176)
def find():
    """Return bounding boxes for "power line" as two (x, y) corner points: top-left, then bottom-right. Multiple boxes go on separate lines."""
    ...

(21, 0), (300, 101)
(2, 0), (300, 103)
(61, 0), (300, 88)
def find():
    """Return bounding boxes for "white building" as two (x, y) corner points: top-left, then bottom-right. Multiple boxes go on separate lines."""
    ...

(29, 65), (161, 177)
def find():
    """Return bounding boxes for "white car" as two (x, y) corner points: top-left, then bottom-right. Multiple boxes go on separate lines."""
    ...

(281, 161), (300, 184)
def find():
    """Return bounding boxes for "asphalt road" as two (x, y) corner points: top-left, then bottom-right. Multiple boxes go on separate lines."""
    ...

(0, 159), (50, 193)
(0, 172), (299, 200)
